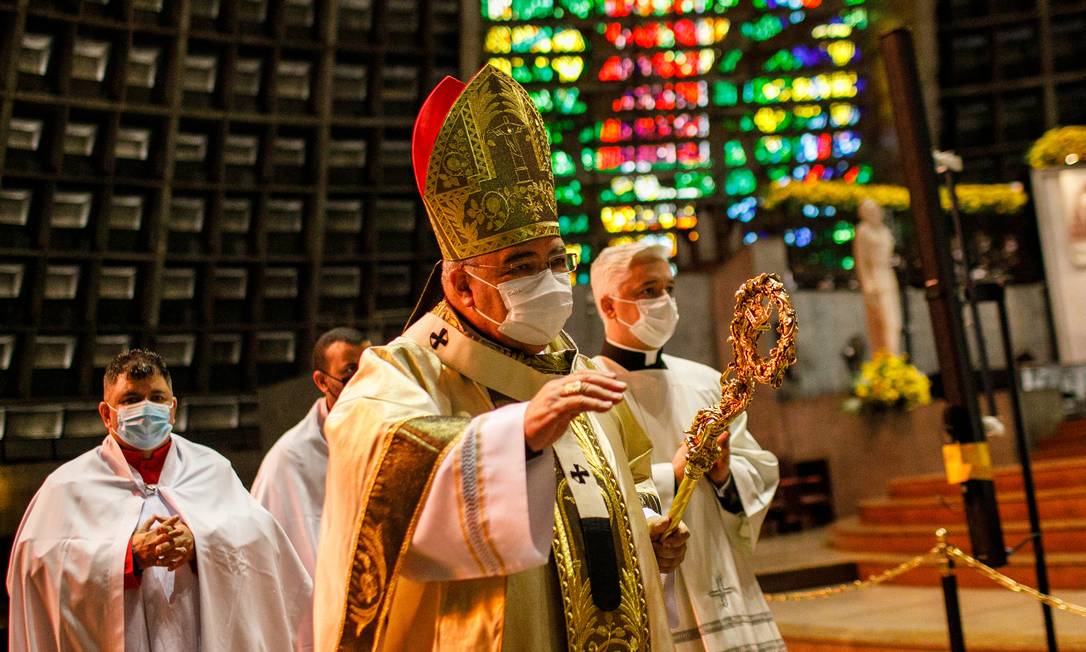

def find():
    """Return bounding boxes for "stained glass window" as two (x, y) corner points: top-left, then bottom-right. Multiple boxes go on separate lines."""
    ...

(480, 0), (871, 279)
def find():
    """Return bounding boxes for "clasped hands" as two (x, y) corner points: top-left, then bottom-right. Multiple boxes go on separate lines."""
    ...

(132, 514), (195, 572)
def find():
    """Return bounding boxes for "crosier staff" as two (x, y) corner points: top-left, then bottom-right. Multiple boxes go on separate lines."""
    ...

(665, 273), (798, 536)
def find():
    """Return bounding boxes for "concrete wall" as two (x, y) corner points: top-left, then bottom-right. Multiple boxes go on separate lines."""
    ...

(779, 283), (1055, 397)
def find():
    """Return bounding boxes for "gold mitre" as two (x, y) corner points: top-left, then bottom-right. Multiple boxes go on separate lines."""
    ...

(412, 64), (559, 261)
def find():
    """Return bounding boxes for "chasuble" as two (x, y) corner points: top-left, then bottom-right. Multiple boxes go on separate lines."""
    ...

(314, 304), (673, 651)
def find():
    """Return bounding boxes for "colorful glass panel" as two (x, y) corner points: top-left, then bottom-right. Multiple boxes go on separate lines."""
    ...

(481, 0), (872, 274)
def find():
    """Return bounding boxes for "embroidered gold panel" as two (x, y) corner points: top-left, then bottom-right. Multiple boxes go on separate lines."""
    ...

(337, 416), (469, 652)
(423, 65), (560, 261)
(552, 415), (651, 651)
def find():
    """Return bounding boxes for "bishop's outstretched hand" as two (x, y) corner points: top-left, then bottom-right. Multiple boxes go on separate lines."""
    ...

(524, 370), (627, 452)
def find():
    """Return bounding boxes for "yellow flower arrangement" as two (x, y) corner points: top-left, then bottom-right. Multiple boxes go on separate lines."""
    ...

(763, 180), (1028, 215)
(1027, 126), (1086, 170)
(844, 350), (931, 413)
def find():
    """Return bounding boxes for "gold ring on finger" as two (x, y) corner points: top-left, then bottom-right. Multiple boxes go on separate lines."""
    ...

(561, 380), (584, 397)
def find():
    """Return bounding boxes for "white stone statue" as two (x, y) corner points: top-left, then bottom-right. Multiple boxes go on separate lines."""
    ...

(854, 198), (902, 354)
(1070, 185), (1086, 268)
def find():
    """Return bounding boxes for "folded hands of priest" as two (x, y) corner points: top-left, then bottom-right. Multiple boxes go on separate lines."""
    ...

(132, 514), (196, 572)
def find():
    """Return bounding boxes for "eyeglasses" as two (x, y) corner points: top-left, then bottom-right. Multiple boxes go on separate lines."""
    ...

(463, 252), (578, 280)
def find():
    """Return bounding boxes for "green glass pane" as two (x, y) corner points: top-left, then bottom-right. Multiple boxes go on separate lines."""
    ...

(556, 180), (583, 205)
(719, 49), (743, 74)
(528, 89), (554, 113)
(725, 169), (757, 196)
(764, 49), (801, 72)
(580, 148), (595, 171)
(741, 15), (784, 42)
(831, 221), (855, 244)
(552, 150), (576, 176)
(560, 0), (593, 18)
(724, 140), (747, 167)
(712, 81), (738, 106)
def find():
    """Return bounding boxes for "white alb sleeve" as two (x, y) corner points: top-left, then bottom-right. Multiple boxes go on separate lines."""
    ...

(403, 402), (556, 581)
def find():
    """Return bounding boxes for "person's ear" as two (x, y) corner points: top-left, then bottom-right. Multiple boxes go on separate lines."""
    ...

(599, 295), (615, 319)
(98, 401), (112, 432)
(448, 266), (475, 308)
(312, 370), (328, 395)
(168, 398), (178, 425)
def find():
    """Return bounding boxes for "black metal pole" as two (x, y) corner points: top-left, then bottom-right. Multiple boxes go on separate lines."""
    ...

(979, 282), (1059, 652)
(941, 557), (967, 652)
(943, 170), (998, 416)
(899, 269), (912, 359)
(880, 28), (1007, 568)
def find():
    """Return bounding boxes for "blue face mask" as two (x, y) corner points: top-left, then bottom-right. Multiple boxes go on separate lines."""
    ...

(111, 400), (174, 450)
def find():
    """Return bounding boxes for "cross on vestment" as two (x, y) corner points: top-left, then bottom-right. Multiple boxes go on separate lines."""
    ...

(429, 328), (449, 349)
(570, 464), (590, 484)
(708, 576), (737, 609)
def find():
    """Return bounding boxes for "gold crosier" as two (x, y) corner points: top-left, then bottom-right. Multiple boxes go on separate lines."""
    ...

(665, 273), (798, 534)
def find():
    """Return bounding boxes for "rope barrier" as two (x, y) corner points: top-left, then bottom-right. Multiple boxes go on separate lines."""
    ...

(944, 546), (1086, 617)
(763, 545), (940, 602)
(762, 528), (1086, 617)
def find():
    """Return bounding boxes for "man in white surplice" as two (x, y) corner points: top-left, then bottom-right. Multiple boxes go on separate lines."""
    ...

(7, 349), (312, 652)
(591, 243), (785, 651)
(251, 328), (369, 646)
(252, 327), (370, 576)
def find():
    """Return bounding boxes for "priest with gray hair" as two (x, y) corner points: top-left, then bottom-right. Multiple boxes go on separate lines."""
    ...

(591, 242), (784, 651)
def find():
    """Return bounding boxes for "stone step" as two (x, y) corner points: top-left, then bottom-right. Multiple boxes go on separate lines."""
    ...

(832, 517), (1086, 554)
(886, 456), (1086, 499)
(1034, 418), (1086, 460)
(1035, 440), (1086, 460)
(859, 486), (1086, 525)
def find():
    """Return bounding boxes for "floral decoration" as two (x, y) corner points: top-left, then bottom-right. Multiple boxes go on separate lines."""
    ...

(843, 350), (932, 414)
(763, 180), (1028, 215)
(1027, 126), (1086, 170)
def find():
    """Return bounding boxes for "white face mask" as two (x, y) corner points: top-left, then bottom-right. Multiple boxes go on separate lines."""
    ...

(613, 294), (679, 350)
(468, 269), (574, 346)
(109, 399), (175, 450)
